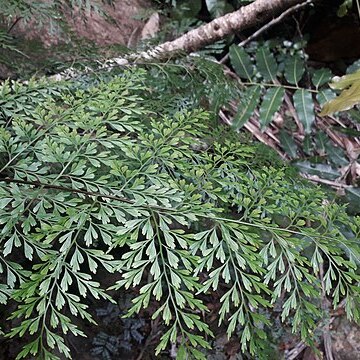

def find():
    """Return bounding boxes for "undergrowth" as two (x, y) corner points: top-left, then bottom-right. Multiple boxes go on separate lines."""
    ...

(0, 62), (360, 360)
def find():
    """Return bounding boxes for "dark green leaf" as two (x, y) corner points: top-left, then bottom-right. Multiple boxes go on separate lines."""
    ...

(311, 68), (332, 89)
(317, 89), (336, 107)
(229, 45), (254, 81)
(232, 85), (260, 130)
(259, 87), (284, 130)
(256, 46), (278, 82)
(293, 89), (315, 134)
(284, 55), (304, 85)
(279, 129), (297, 158)
(294, 161), (340, 180)
(324, 143), (348, 167)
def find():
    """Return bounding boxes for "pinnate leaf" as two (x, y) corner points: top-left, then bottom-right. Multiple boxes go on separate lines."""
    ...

(229, 45), (254, 81)
(284, 55), (304, 85)
(232, 85), (260, 130)
(259, 87), (284, 130)
(256, 46), (278, 82)
(293, 89), (315, 134)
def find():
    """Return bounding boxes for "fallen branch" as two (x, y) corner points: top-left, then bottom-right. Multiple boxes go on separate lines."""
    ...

(132, 0), (310, 61)
(52, 0), (314, 80)
(300, 173), (351, 188)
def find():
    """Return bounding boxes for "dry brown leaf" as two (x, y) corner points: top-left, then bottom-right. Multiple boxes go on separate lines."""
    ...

(272, 111), (284, 128)
(350, 161), (360, 180)
(343, 137), (360, 161)
(339, 164), (351, 177)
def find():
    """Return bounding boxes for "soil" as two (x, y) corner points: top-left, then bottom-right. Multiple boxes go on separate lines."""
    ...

(0, 0), (153, 79)
(7, 0), (152, 48)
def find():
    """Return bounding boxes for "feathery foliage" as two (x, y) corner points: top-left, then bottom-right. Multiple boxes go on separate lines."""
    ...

(0, 61), (360, 359)
(0, 0), (108, 25)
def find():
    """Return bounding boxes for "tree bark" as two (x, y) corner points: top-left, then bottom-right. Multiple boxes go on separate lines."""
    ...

(132, 0), (308, 61)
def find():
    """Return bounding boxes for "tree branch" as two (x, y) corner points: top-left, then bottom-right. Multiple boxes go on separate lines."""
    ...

(52, 0), (314, 80)
(129, 0), (309, 61)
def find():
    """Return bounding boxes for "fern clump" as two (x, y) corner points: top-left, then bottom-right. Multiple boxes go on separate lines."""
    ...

(0, 65), (359, 360)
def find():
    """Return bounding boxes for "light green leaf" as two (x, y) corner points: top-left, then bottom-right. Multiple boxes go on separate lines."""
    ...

(337, 0), (352, 16)
(176, 344), (186, 360)
(330, 69), (360, 90)
(0, 198), (12, 208)
(320, 79), (360, 116)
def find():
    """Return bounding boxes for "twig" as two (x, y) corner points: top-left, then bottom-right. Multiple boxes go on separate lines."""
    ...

(220, 0), (314, 64)
(252, 109), (281, 144)
(285, 341), (307, 360)
(300, 173), (351, 188)
(320, 263), (334, 360)
(7, 17), (22, 34)
(244, 119), (286, 158)
(219, 109), (233, 125)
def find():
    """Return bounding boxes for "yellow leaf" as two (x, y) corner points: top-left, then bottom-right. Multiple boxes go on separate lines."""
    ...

(320, 69), (360, 116)
(329, 69), (360, 90)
